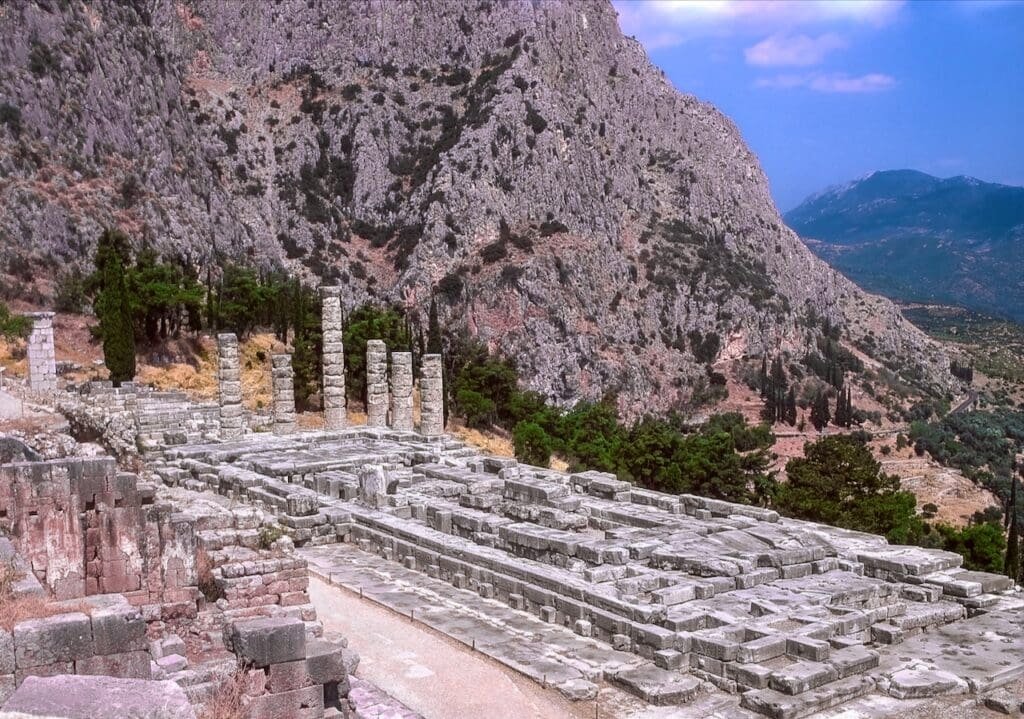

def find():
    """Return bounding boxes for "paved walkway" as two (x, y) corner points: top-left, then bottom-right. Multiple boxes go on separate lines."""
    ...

(303, 544), (754, 719)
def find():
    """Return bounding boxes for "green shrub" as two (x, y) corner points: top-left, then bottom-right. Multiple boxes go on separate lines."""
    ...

(512, 421), (553, 467)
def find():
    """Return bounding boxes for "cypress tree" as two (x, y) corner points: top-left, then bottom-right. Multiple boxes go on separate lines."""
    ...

(759, 354), (768, 398)
(1005, 478), (1020, 582)
(427, 296), (443, 354)
(94, 229), (136, 386)
(785, 387), (798, 426)
(810, 392), (830, 431)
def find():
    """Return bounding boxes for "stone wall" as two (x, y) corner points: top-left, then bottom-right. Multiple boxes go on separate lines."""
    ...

(0, 601), (152, 705)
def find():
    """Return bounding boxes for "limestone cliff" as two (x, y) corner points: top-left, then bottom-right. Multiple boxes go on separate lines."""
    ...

(0, 0), (953, 414)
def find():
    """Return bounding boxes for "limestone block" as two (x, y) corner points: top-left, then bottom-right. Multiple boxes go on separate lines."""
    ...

(389, 352), (414, 431)
(0, 630), (12, 674)
(243, 684), (323, 719)
(228, 617), (306, 668)
(2, 674), (196, 719)
(90, 605), (147, 656)
(13, 612), (93, 668)
(304, 640), (351, 685)
(75, 649), (152, 679)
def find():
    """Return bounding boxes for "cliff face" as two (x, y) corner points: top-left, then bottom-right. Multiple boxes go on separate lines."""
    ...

(0, 0), (952, 414)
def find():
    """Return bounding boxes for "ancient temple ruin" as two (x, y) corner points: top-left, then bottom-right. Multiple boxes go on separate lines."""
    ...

(1, 294), (1021, 719)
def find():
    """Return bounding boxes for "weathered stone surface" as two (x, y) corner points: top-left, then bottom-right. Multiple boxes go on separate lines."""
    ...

(305, 639), (351, 685)
(887, 668), (967, 699)
(389, 352), (414, 432)
(611, 666), (701, 705)
(419, 354), (444, 436)
(13, 613), (93, 668)
(365, 340), (388, 428)
(1, 674), (196, 718)
(90, 605), (147, 656)
(271, 354), (297, 435)
(24, 313), (57, 392)
(228, 617), (306, 668)
(321, 287), (346, 430)
(75, 649), (152, 679)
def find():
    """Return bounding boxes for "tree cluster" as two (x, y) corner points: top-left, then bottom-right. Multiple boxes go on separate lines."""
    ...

(759, 355), (796, 426)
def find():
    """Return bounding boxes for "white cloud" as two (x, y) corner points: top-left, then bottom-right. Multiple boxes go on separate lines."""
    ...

(614, 0), (903, 47)
(755, 72), (896, 93)
(745, 33), (846, 66)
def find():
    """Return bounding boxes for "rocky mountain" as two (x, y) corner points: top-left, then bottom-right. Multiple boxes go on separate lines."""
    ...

(0, 1), (954, 414)
(787, 170), (1024, 322)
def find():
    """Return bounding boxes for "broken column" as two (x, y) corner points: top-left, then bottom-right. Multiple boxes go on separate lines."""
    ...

(365, 340), (388, 427)
(390, 352), (414, 431)
(25, 312), (56, 392)
(420, 353), (444, 437)
(321, 286), (346, 430)
(217, 333), (243, 440)
(271, 354), (297, 435)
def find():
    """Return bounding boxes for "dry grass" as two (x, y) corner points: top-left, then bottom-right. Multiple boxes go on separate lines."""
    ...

(0, 561), (92, 631)
(198, 667), (250, 719)
(451, 423), (514, 458)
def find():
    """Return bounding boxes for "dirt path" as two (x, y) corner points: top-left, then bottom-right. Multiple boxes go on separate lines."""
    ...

(308, 576), (595, 719)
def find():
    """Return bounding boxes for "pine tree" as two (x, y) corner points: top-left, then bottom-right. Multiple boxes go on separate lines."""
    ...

(785, 387), (797, 426)
(810, 392), (830, 431)
(94, 229), (136, 386)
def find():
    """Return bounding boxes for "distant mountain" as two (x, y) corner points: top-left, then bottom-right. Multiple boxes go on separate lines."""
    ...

(785, 170), (1024, 322)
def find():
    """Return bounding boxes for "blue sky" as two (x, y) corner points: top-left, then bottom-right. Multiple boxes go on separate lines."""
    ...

(614, 0), (1024, 210)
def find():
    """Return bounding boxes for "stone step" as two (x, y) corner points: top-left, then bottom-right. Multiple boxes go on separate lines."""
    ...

(609, 665), (703, 706)
(740, 675), (875, 719)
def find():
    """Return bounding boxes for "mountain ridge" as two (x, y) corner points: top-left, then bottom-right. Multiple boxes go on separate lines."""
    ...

(786, 169), (1024, 322)
(0, 1), (955, 413)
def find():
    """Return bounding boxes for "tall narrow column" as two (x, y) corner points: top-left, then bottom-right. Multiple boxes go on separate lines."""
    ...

(420, 354), (444, 437)
(321, 286), (346, 430)
(365, 340), (388, 427)
(271, 354), (297, 435)
(25, 312), (57, 392)
(390, 352), (414, 431)
(217, 333), (243, 439)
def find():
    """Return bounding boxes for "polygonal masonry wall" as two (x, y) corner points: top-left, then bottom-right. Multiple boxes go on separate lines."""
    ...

(154, 429), (1023, 717)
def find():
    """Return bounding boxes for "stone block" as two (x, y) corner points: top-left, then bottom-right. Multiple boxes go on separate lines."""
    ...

(229, 617), (306, 668)
(305, 640), (350, 685)
(2, 674), (196, 718)
(75, 649), (152, 679)
(243, 684), (323, 719)
(91, 604), (147, 656)
(14, 612), (93, 668)
(267, 659), (314, 693)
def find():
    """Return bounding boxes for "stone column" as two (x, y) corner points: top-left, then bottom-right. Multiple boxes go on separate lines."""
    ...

(217, 333), (244, 440)
(321, 287), (346, 430)
(390, 352), (414, 431)
(25, 312), (57, 392)
(365, 340), (388, 427)
(420, 354), (444, 437)
(271, 354), (297, 435)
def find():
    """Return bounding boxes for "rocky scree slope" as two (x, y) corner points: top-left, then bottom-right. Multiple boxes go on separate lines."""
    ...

(0, 0), (953, 415)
